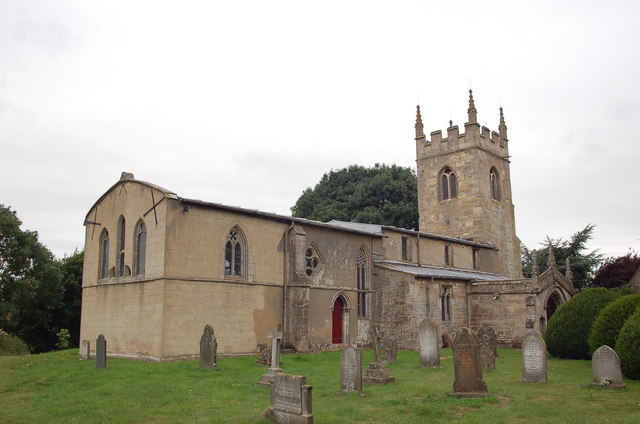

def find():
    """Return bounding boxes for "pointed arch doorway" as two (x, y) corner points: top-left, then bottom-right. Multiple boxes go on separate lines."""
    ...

(332, 296), (345, 344)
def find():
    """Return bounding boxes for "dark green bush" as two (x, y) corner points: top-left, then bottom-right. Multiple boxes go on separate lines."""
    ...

(545, 287), (619, 359)
(0, 332), (31, 355)
(615, 306), (640, 379)
(588, 294), (640, 355)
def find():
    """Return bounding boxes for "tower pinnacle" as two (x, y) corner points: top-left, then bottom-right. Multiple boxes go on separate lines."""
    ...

(467, 89), (477, 123)
(499, 107), (508, 140)
(415, 105), (425, 140)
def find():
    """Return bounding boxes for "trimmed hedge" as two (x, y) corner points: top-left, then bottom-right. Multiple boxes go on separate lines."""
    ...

(0, 332), (31, 355)
(588, 294), (640, 355)
(545, 288), (619, 359)
(615, 306), (640, 379)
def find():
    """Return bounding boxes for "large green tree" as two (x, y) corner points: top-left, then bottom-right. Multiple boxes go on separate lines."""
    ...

(291, 164), (419, 230)
(521, 224), (603, 291)
(0, 205), (81, 352)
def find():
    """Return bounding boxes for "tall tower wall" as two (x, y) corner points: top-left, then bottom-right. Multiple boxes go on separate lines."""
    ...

(415, 92), (522, 278)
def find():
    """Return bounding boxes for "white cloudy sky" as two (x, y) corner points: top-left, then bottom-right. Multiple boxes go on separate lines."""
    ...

(1, 0), (639, 260)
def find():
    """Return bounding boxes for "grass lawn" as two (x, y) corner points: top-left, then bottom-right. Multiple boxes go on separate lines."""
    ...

(1, 348), (639, 423)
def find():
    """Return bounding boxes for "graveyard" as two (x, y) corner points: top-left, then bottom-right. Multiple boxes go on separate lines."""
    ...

(1, 346), (638, 423)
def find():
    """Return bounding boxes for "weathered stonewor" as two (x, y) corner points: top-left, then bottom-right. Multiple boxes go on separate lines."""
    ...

(79, 340), (90, 361)
(258, 324), (283, 386)
(257, 343), (271, 366)
(363, 324), (395, 385)
(341, 345), (362, 393)
(382, 338), (397, 363)
(418, 318), (440, 367)
(477, 326), (497, 370)
(590, 345), (625, 388)
(266, 372), (313, 424)
(96, 334), (107, 369)
(451, 327), (487, 396)
(521, 332), (547, 383)
(199, 324), (217, 370)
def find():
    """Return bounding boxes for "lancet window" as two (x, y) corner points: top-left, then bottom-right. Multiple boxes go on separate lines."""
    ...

(356, 247), (369, 318)
(117, 216), (126, 277)
(134, 220), (146, 276)
(440, 167), (458, 200)
(224, 227), (246, 277)
(99, 229), (110, 280)
(441, 286), (452, 321)
(490, 167), (501, 201)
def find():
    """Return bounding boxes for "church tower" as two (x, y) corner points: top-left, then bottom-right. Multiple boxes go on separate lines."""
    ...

(415, 91), (522, 278)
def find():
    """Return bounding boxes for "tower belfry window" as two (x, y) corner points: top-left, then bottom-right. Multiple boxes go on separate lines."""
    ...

(490, 167), (501, 201)
(440, 167), (458, 200)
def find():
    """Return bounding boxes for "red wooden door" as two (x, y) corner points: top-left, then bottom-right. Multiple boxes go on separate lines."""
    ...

(332, 297), (344, 343)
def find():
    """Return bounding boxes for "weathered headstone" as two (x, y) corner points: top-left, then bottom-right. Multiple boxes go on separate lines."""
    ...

(96, 334), (106, 369)
(258, 324), (283, 386)
(363, 324), (395, 385)
(79, 340), (90, 361)
(418, 318), (440, 367)
(477, 326), (497, 370)
(382, 338), (397, 363)
(451, 327), (487, 396)
(522, 332), (547, 383)
(257, 342), (271, 366)
(341, 345), (362, 393)
(591, 345), (625, 387)
(266, 372), (313, 424)
(199, 324), (217, 370)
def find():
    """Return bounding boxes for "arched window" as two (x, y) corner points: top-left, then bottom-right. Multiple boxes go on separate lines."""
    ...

(99, 229), (110, 280)
(116, 216), (126, 277)
(224, 227), (246, 277)
(441, 286), (452, 321)
(357, 247), (369, 318)
(440, 167), (458, 200)
(134, 220), (146, 276)
(490, 167), (501, 201)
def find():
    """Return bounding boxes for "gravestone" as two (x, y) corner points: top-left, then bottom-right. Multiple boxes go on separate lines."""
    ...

(363, 324), (395, 385)
(418, 318), (440, 367)
(258, 324), (283, 386)
(266, 372), (313, 424)
(79, 340), (90, 361)
(382, 338), (397, 363)
(451, 327), (487, 396)
(591, 345), (625, 387)
(257, 342), (271, 366)
(96, 334), (107, 369)
(199, 324), (217, 370)
(522, 332), (547, 383)
(341, 345), (362, 393)
(477, 326), (497, 370)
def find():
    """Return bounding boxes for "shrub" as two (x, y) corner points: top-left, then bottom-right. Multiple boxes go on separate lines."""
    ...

(56, 328), (71, 350)
(0, 332), (31, 355)
(615, 306), (640, 379)
(592, 251), (640, 289)
(588, 294), (640, 355)
(545, 287), (619, 359)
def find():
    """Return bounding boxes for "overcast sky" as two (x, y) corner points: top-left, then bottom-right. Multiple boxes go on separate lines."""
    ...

(1, 0), (639, 261)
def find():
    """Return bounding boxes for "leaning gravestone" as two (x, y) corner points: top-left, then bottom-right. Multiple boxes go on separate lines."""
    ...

(477, 326), (497, 370)
(258, 324), (283, 386)
(341, 345), (362, 393)
(591, 345), (625, 387)
(451, 327), (487, 396)
(418, 318), (440, 367)
(266, 372), (313, 424)
(522, 332), (547, 383)
(79, 340), (90, 361)
(199, 324), (217, 370)
(363, 324), (395, 385)
(96, 334), (107, 369)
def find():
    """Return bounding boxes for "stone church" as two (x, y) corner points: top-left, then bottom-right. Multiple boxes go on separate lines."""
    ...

(79, 91), (574, 360)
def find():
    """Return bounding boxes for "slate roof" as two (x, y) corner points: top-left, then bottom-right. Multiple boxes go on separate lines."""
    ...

(329, 220), (496, 249)
(374, 260), (508, 281)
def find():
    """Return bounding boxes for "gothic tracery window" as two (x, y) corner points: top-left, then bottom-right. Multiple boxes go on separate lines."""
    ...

(440, 167), (458, 200)
(357, 247), (369, 318)
(224, 227), (246, 277)
(99, 229), (110, 280)
(134, 220), (146, 276)
(305, 247), (320, 277)
(441, 286), (452, 321)
(490, 167), (501, 201)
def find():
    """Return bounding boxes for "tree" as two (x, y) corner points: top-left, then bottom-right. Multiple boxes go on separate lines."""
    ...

(592, 251), (640, 289)
(0, 205), (64, 352)
(521, 224), (603, 291)
(54, 250), (83, 348)
(291, 164), (419, 230)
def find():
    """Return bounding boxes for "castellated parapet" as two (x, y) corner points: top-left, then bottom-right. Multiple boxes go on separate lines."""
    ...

(415, 91), (521, 279)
